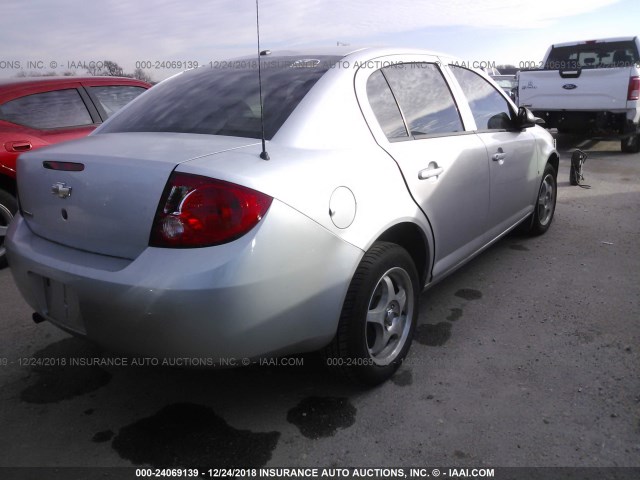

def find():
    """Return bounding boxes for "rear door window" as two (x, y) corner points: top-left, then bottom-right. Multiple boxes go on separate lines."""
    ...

(0, 89), (93, 129)
(381, 63), (463, 137)
(366, 70), (408, 140)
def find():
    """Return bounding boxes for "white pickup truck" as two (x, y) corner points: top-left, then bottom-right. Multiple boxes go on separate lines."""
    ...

(518, 36), (640, 152)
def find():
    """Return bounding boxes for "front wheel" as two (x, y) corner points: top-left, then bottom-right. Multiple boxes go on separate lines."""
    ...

(324, 242), (419, 386)
(0, 189), (18, 269)
(529, 164), (557, 236)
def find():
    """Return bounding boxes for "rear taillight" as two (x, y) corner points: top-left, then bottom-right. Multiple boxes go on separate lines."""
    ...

(150, 172), (273, 248)
(628, 76), (640, 101)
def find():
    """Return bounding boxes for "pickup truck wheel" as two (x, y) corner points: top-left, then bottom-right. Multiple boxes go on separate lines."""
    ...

(528, 164), (557, 236)
(621, 135), (640, 154)
(0, 189), (18, 269)
(324, 242), (419, 386)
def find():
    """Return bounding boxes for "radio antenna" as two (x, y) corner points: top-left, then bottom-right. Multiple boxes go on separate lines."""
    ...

(256, 0), (269, 160)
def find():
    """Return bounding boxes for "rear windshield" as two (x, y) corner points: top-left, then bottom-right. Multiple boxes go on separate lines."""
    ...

(545, 40), (639, 69)
(99, 56), (340, 139)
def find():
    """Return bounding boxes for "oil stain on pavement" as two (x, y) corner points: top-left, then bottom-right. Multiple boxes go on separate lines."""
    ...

(287, 397), (356, 439)
(415, 322), (452, 346)
(415, 289), (482, 347)
(92, 430), (114, 443)
(112, 403), (280, 468)
(20, 338), (112, 404)
(446, 307), (463, 322)
(454, 288), (483, 301)
(391, 369), (413, 386)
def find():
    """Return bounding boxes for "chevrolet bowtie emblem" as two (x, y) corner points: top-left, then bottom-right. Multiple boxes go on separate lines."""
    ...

(51, 182), (72, 199)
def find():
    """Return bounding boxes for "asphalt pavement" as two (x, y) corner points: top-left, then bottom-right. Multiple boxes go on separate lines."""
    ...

(0, 136), (638, 477)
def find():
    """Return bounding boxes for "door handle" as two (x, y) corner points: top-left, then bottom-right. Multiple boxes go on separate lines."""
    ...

(418, 165), (444, 180)
(492, 147), (506, 162)
(6, 141), (32, 153)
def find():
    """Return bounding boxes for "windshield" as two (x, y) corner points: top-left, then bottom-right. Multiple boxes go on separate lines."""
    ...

(99, 56), (341, 140)
(545, 40), (639, 69)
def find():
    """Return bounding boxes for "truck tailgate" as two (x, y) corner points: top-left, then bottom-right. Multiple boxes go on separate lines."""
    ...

(519, 68), (633, 110)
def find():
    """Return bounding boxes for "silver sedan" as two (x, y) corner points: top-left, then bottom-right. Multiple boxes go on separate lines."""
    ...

(6, 47), (558, 385)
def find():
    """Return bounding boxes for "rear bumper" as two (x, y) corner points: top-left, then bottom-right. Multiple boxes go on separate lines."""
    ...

(6, 200), (362, 361)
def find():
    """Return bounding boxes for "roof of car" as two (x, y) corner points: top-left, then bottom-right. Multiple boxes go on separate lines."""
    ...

(237, 46), (454, 62)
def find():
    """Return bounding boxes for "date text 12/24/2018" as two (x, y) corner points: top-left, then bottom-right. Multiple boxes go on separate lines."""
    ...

(135, 467), (496, 478)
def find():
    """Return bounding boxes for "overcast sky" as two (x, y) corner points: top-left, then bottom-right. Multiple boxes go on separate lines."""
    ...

(2, 0), (638, 81)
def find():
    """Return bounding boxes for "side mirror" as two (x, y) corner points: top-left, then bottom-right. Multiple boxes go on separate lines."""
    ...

(517, 106), (544, 129)
(488, 112), (512, 130)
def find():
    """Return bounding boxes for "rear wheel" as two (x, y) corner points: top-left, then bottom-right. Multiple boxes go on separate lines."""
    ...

(621, 134), (640, 154)
(0, 189), (18, 269)
(325, 242), (419, 386)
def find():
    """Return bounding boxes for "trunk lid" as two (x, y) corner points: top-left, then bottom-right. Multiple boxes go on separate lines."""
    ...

(17, 132), (258, 259)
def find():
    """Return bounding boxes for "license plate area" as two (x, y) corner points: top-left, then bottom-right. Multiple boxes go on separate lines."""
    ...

(29, 273), (85, 334)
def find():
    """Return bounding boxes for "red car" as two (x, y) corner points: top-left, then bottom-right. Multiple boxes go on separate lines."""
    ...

(0, 76), (151, 267)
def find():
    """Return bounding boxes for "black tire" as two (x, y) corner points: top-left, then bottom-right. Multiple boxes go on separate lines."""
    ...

(528, 164), (557, 236)
(0, 189), (18, 269)
(324, 242), (419, 386)
(621, 135), (640, 154)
